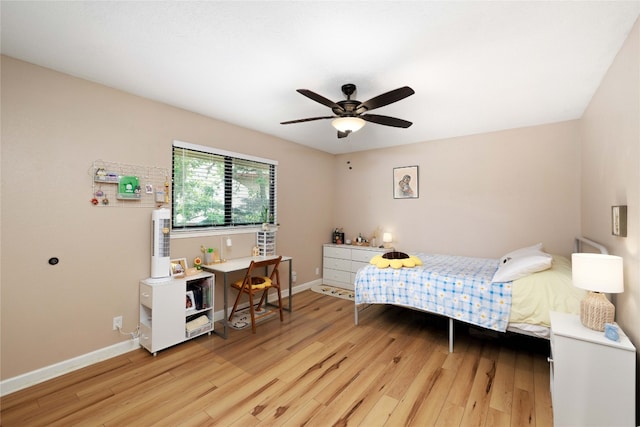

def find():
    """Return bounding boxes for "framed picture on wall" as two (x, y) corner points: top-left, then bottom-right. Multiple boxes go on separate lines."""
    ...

(171, 258), (187, 278)
(611, 205), (627, 237)
(393, 165), (419, 199)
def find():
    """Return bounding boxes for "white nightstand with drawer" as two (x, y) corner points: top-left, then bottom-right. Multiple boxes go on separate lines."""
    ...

(549, 311), (636, 426)
(322, 244), (388, 290)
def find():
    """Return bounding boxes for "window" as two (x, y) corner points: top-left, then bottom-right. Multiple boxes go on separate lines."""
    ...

(172, 140), (277, 231)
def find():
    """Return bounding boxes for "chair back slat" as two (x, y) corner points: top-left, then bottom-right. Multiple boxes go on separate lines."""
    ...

(239, 256), (282, 289)
(248, 256), (282, 271)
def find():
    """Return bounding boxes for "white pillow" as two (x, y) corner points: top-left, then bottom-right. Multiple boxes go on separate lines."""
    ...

(499, 243), (544, 264)
(492, 254), (553, 283)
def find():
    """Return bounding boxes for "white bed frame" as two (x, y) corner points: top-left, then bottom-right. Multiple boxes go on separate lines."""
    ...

(354, 237), (608, 352)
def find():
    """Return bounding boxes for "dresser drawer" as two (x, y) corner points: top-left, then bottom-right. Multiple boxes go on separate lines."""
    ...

(324, 257), (351, 271)
(139, 283), (153, 308)
(139, 324), (153, 352)
(323, 246), (351, 259)
(351, 248), (381, 263)
(351, 260), (370, 273)
(323, 268), (351, 284)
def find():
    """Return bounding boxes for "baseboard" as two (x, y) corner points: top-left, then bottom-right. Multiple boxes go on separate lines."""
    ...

(0, 339), (140, 397)
(1, 279), (322, 397)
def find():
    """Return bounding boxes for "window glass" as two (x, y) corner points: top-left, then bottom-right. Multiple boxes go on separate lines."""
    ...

(172, 142), (276, 230)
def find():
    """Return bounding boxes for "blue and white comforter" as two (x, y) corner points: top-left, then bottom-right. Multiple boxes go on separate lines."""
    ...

(354, 253), (512, 332)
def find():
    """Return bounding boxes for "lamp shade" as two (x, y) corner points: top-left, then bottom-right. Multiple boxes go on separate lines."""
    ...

(332, 117), (365, 133)
(382, 232), (393, 243)
(571, 253), (623, 293)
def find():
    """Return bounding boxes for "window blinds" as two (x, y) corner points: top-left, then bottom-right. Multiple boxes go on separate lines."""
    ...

(172, 140), (277, 230)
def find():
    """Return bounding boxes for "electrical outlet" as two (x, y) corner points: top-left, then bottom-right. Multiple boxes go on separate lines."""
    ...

(315, 267), (320, 275)
(113, 316), (123, 331)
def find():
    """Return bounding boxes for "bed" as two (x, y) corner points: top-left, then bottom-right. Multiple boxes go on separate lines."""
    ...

(354, 237), (607, 352)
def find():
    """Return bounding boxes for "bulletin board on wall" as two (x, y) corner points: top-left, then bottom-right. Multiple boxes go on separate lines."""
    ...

(90, 160), (170, 208)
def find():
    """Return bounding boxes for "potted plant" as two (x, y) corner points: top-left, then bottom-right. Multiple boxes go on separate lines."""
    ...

(201, 245), (216, 264)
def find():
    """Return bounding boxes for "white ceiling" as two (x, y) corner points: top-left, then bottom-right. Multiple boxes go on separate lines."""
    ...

(2, 1), (639, 154)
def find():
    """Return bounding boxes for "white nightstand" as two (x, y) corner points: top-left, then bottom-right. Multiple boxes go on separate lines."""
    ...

(549, 311), (636, 426)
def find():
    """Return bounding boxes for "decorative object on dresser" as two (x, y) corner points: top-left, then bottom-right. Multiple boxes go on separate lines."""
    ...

(332, 228), (345, 245)
(571, 253), (624, 331)
(382, 232), (393, 248)
(549, 311), (635, 426)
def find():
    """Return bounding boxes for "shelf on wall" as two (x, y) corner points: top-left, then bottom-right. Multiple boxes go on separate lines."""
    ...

(90, 159), (170, 208)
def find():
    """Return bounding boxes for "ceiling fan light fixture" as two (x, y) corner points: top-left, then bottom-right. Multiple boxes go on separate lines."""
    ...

(332, 117), (365, 133)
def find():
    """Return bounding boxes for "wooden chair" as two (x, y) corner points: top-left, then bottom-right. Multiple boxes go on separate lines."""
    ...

(228, 256), (283, 333)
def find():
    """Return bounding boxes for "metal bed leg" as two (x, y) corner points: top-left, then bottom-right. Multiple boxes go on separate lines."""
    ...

(449, 318), (454, 353)
(354, 304), (359, 325)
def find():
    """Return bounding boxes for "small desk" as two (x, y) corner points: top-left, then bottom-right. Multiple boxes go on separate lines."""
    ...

(202, 255), (292, 338)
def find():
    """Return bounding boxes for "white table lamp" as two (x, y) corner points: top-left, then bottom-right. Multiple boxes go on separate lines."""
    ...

(382, 232), (393, 249)
(571, 253), (623, 331)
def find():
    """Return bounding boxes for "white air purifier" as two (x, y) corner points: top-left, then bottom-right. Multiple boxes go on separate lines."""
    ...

(150, 208), (171, 280)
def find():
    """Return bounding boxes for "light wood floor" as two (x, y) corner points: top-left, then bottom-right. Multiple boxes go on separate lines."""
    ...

(1, 290), (553, 426)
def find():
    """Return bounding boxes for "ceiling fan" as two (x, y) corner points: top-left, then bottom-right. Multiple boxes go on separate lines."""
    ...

(281, 83), (415, 138)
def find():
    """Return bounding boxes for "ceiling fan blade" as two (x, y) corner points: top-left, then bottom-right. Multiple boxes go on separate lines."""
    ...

(280, 116), (335, 125)
(337, 130), (351, 139)
(297, 89), (345, 112)
(357, 86), (415, 112)
(361, 114), (413, 128)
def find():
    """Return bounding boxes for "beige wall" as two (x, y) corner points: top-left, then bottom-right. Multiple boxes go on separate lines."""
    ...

(3, 14), (639, 391)
(580, 18), (639, 357)
(0, 56), (335, 380)
(334, 121), (581, 258)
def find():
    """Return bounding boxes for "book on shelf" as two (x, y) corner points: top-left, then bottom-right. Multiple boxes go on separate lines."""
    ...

(187, 277), (211, 310)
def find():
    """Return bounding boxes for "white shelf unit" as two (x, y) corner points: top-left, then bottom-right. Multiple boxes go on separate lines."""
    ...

(549, 311), (636, 426)
(322, 244), (388, 291)
(139, 272), (214, 355)
(257, 231), (276, 256)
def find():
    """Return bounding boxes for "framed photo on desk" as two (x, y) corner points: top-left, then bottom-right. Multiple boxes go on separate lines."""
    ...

(171, 258), (187, 278)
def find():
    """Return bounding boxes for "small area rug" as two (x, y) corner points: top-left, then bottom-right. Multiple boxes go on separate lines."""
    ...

(228, 306), (277, 330)
(311, 285), (354, 301)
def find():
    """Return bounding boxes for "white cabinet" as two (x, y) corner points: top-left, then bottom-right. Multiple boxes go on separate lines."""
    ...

(549, 311), (636, 426)
(323, 244), (388, 290)
(139, 272), (214, 355)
